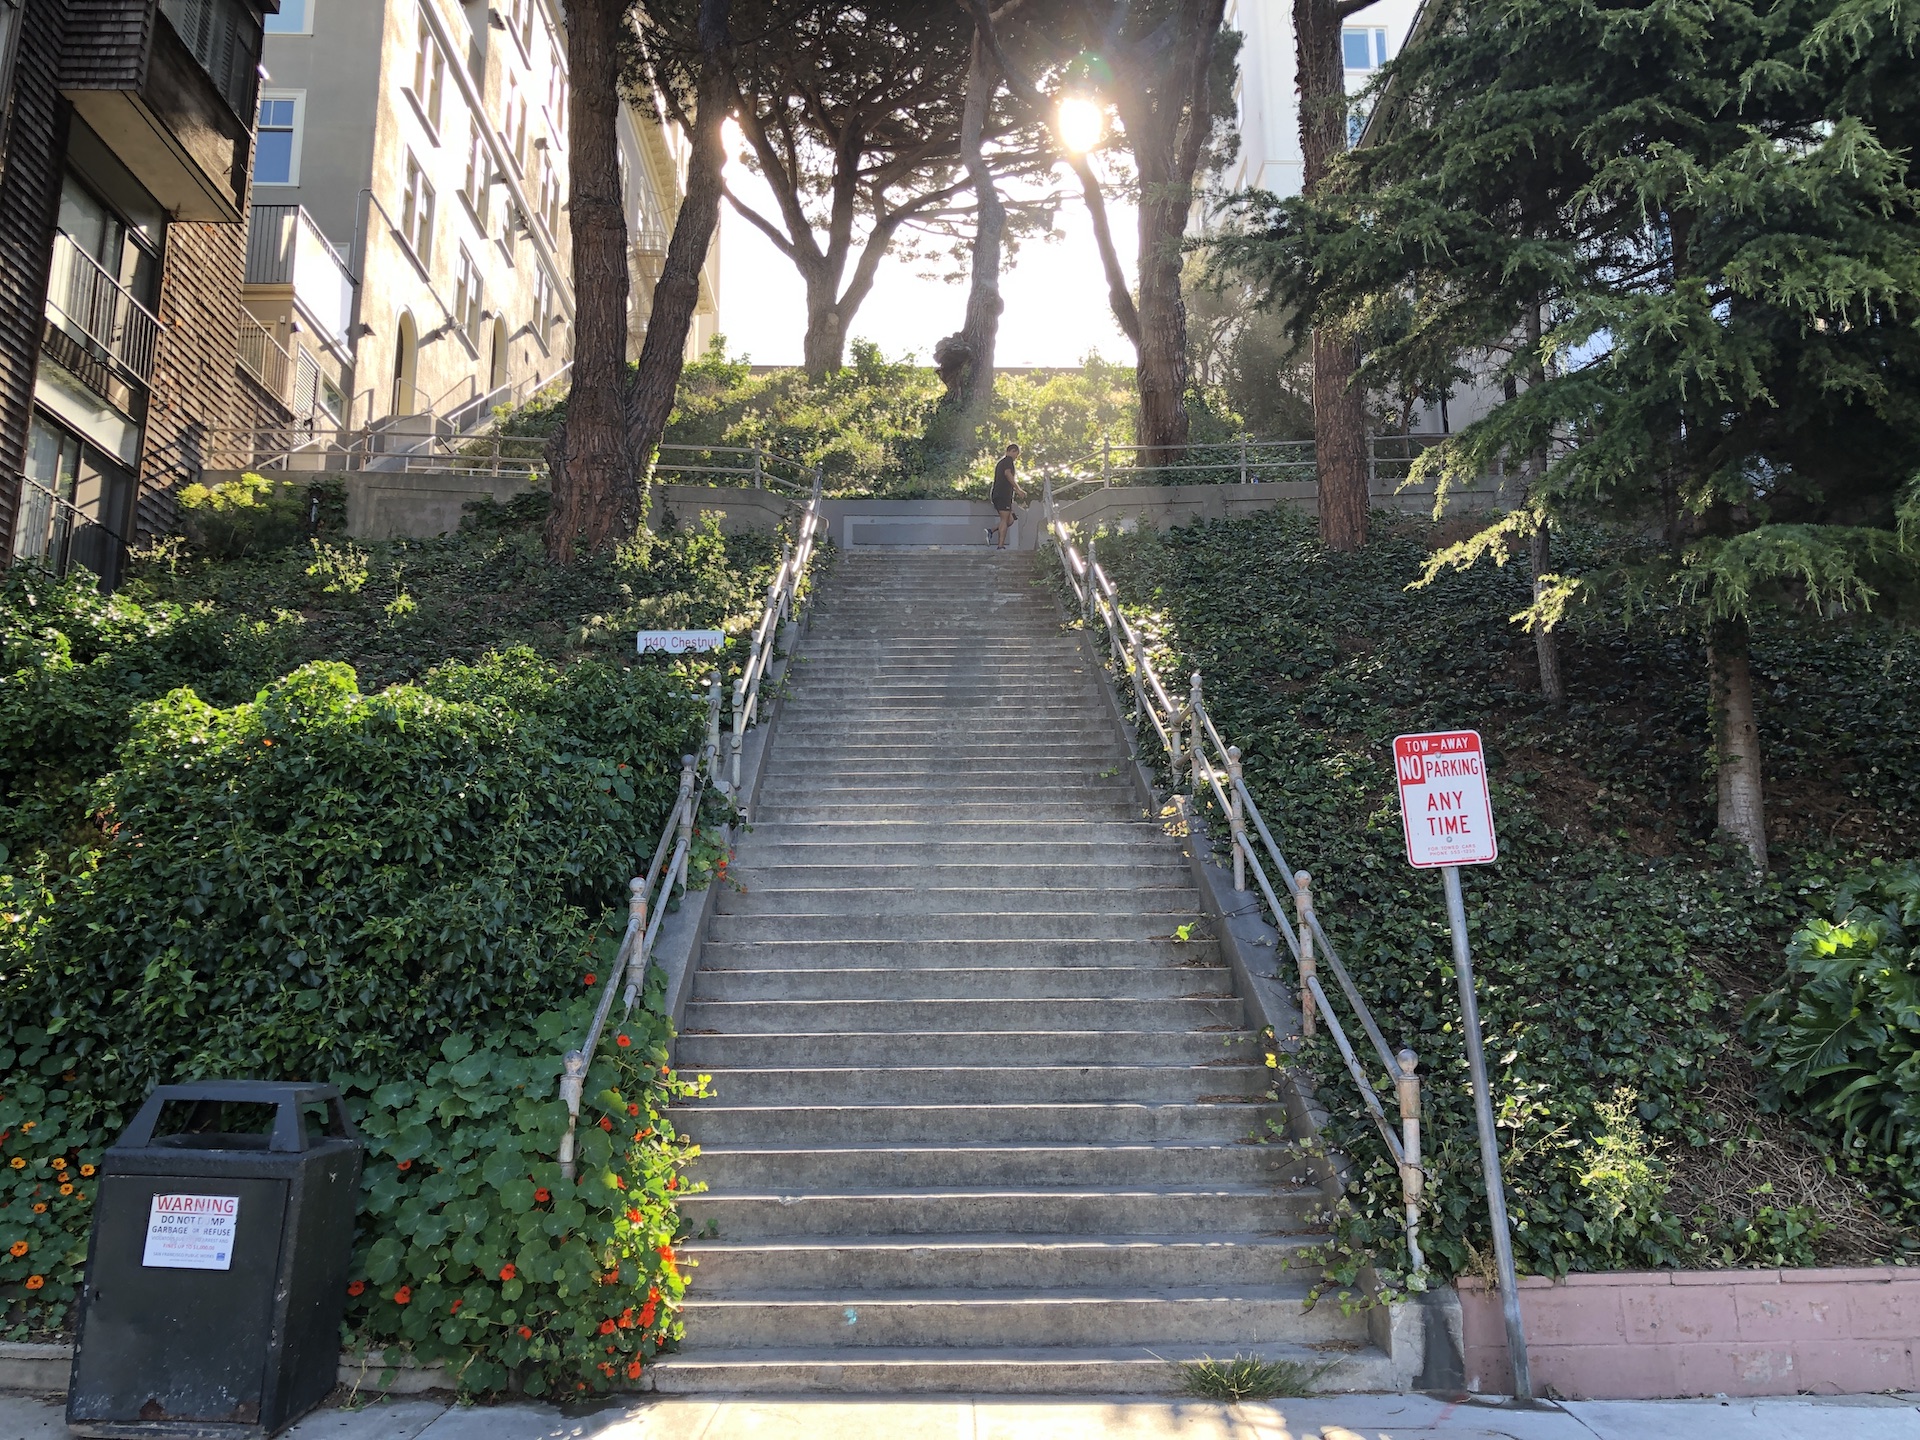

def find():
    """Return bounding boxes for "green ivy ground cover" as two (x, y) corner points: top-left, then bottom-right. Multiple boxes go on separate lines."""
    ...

(1083, 506), (1919, 1289)
(0, 504), (781, 1392)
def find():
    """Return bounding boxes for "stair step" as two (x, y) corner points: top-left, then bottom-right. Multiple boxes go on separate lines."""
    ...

(682, 1232), (1325, 1292)
(695, 938), (1224, 967)
(675, 1028), (1258, 1068)
(649, 1341), (1394, 1396)
(670, 1101), (1283, 1147)
(679, 1285), (1350, 1350)
(691, 965), (1235, 1002)
(681, 996), (1243, 1032)
(685, 1062), (1269, 1105)
(707, 912), (1206, 941)
(675, 1184), (1322, 1239)
(732, 864), (1189, 889)
(713, 886), (1198, 918)
(688, 1142), (1305, 1191)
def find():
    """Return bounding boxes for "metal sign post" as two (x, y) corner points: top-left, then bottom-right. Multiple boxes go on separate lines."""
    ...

(1393, 729), (1533, 1400)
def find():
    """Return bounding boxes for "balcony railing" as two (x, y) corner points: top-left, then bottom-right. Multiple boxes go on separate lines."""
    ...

(45, 232), (163, 387)
(9, 473), (127, 587)
(238, 314), (291, 400)
(246, 204), (356, 345)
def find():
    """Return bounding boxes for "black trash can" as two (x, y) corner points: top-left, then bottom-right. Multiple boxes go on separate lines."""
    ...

(66, 1081), (365, 1439)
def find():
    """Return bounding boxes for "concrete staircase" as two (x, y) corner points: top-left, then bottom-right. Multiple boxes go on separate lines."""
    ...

(655, 550), (1389, 1394)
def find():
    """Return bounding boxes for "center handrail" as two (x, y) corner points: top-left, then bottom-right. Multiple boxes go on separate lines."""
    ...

(555, 471), (826, 1179)
(1040, 477), (1427, 1276)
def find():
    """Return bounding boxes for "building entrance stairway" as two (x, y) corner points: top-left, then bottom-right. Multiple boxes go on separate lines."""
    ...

(653, 550), (1393, 1393)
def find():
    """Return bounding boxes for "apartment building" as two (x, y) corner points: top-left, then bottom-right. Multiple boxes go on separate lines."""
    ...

(0, 0), (277, 587)
(251, 0), (716, 442)
(1224, 0), (1421, 199)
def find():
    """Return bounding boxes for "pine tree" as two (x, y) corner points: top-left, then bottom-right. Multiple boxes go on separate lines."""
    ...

(1219, 0), (1920, 869)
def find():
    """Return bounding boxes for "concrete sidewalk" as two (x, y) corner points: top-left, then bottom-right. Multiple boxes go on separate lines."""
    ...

(7, 1391), (1919, 1439)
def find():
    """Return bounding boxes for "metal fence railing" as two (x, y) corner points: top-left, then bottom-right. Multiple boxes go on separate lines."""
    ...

(554, 472), (827, 1179)
(9, 472), (130, 588)
(45, 231), (162, 386)
(1042, 478), (1428, 1276)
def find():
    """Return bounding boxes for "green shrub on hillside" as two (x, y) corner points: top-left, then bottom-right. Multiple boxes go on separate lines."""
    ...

(1081, 506), (1918, 1283)
(0, 652), (707, 1387)
(1750, 862), (1920, 1211)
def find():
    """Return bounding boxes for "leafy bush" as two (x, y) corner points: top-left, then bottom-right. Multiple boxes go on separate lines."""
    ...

(0, 653), (708, 1390)
(1080, 505), (1917, 1283)
(0, 569), (295, 858)
(176, 472), (344, 559)
(1749, 861), (1920, 1210)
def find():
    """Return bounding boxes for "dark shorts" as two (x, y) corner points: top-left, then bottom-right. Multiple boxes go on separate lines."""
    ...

(991, 488), (1015, 513)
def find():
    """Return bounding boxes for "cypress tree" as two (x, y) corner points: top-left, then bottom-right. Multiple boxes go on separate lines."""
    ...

(1219, 0), (1920, 869)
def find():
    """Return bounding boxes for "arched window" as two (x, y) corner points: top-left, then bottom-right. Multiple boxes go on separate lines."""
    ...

(488, 317), (509, 397)
(392, 311), (419, 414)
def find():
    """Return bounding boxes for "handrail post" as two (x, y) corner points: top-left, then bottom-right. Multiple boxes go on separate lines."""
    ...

(1102, 436), (1111, 487)
(1227, 745), (1247, 893)
(706, 672), (724, 785)
(1129, 627), (1148, 731)
(673, 755), (697, 896)
(1083, 535), (1098, 628)
(556, 1048), (588, 1181)
(752, 450), (763, 489)
(620, 876), (649, 1008)
(730, 676), (748, 800)
(1188, 672), (1204, 806)
(1239, 434), (1248, 485)
(1296, 870), (1317, 1038)
(1397, 1047), (1425, 1275)
(778, 541), (793, 625)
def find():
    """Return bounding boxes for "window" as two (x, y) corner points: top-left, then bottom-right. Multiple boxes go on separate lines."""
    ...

(400, 154), (435, 262)
(537, 153), (560, 234)
(533, 267), (552, 347)
(508, 0), (532, 53)
(253, 92), (303, 185)
(453, 246), (482, 342)
(412, 15), (446, 134)
(462, 128), (490, 223)
(547, 63), (567, 136)
(1342, 26), (1387, 70)
(505, 77), (528, 170)
(264, 0), (311, 34)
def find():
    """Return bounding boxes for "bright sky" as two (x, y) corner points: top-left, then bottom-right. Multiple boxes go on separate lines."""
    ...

(716, 150), (1141, 369)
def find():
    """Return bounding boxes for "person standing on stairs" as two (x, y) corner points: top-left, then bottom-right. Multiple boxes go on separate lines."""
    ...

(991, 443), (1023, 549)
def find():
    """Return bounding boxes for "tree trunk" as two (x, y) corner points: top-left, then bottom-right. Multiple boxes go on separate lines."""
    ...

(1529, 514), (1565, 706)
(1708, 615), (1768, 870)
(951, 34), (1004, 418)
(1522, 305), (1563, 705)
(1296, 0), (1367, 550)
(1134, 195), (1191, 462)
(544, 0), (632, 564)
(625, 0), (731, 480)
(1312, 326), (1367, 544)
(801, 287), (846, 376)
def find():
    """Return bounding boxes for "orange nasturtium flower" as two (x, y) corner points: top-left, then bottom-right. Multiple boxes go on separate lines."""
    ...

(30, 1204), (44, 1214)
(57, 1184), (72, 1196)
(78, 1164), (95, 1177)
(24, 1275), (43, 1291)
(48, 1158), (64, 1171)
(392, 1286), (412, 1305)
(7, 1158), (23, 1170)
(348, 1280), (366, 1297)
(498, 1264), (516, 1282)
(8, 1241), (28, 1257)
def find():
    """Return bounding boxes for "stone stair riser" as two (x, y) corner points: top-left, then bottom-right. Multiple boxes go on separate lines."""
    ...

(694, 939), (1225, 967)
(681, 997), (1244, 1032)
(688, 1064), (1269, 1105)
(706, 914), (1206, 942)
(688, 1143), (1307, 1191)
(675, 1029), (1259, 1069)
(691, 966), (1236, 1002)
(669, 1103), (1284, 1147)
(674, 1188), (1322, 1239)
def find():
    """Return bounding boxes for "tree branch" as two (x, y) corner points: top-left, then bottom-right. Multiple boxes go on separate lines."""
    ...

(1071, 154), (1140, 343)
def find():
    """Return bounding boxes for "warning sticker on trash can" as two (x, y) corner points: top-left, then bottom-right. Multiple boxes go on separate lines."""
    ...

(142, 1194), (240, 1270)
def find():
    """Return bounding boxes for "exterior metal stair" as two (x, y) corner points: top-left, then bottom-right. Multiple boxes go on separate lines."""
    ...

(654, 550), (1394, 1394)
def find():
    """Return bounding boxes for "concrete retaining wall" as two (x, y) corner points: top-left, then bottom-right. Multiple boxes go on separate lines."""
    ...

(1461, 1268), (1920, 1398)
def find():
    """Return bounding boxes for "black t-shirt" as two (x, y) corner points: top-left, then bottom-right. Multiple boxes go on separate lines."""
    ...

(991, 454), (1017, 510)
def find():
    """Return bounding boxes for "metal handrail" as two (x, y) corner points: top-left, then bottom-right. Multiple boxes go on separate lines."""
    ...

(1041, 477), (1427, 1276)
(555, 469), (826, 1179)
(9, 472), (127, 585)
(238, 314), (294, 401)
(45, 231), (163, 385)
(1040, 433), (1476, 493)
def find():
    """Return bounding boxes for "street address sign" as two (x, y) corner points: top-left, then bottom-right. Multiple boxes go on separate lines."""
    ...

(1393, 729), (1498, 868)
(636, 630), (726, 655)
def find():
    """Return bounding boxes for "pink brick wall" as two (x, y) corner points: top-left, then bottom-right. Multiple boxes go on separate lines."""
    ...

(1460, 1268), (1920, 1399)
